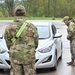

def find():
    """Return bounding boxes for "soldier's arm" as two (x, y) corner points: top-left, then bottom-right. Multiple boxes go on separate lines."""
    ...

(67, 24), (75, 40)
(33, 26), (39, 49)
(4, 27), (11, 50)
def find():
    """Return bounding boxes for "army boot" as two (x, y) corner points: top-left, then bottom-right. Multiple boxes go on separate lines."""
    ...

(67, 60), (74, 65)
(72, 60), (75, 66)
(72, 62), (75, 66)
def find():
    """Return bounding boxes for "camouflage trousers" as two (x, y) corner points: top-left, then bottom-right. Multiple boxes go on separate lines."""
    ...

(10, 62), (36, 75)
(70, 39), (75, 60)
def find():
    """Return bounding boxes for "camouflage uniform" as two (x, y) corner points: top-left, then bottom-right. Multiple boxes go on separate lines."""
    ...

(67, 21), (75, 60)
(4, 7), (38, 75)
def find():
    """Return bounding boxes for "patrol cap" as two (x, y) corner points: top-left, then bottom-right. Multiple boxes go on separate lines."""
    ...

(14, 5), (26, 16)
(63, 16), (69, 22)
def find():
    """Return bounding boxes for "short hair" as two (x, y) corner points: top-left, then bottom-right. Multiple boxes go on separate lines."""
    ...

(15, 9), (25, 16)
(14, 5), (26, 16)
(63, 16), (69, 22)
(68, 17), (74, 21)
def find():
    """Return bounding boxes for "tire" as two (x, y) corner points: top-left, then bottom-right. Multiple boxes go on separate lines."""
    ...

(59, 55), (62, 60)
(0, 69), (4, 72)
(59, 42), (62, 60)
(52, 51), (57, 70)
(4, 69), (10, 73)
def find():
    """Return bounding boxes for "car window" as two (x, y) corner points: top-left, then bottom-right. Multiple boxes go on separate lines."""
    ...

(52, 25), (57, 35)
(36, 25), (50, 39)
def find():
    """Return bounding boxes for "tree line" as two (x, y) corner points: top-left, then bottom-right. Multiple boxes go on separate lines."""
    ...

(0, 0), (75, 18)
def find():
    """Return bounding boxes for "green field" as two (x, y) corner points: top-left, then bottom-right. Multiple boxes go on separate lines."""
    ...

(0, 17), (62, 20)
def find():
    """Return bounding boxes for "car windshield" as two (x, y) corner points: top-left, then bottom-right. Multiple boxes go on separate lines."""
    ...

(36, 25), (50, 39)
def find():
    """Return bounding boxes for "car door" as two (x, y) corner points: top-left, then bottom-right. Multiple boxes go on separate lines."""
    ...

(51, 25), (61, 59)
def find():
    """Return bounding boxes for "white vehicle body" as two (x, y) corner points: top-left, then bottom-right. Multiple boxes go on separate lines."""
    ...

(0, 21), (62, 70)
(0, 34), (10, 69)
(29, 21), (62, 70)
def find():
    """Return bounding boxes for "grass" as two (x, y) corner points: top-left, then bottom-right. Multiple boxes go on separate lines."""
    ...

(0, 17), (14, 20)
(0, 17), (62, 20)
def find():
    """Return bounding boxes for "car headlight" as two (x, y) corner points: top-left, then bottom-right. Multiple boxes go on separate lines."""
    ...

(38, 45), (52, 53)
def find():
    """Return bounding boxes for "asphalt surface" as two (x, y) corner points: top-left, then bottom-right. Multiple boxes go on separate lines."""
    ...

(0, 20), (75, 75)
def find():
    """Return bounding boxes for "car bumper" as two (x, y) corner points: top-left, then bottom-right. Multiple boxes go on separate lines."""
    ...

(35, 49), (56, 69)
(0, 52), (10, 69)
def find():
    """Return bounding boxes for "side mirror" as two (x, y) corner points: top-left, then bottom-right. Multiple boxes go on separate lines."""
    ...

(0, 34), (3, 39)
(53, 33), (62, 38)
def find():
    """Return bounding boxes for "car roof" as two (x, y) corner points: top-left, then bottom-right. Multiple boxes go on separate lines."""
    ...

(26, 20), (52, 26)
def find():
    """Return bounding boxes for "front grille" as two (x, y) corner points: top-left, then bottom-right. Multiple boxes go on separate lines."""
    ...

(6, 60), (10, 65)
(35, 59), (39, 63)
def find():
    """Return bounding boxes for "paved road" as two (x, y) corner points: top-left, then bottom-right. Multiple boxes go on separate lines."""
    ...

(0, 20), (75, 75)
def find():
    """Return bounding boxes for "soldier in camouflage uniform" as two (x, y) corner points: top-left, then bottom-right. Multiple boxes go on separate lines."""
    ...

(63, 16), (75, 66)
(4, 5), (38, 75)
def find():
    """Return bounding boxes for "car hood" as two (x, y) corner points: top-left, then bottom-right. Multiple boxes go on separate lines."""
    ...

(36, 38), (54, 51)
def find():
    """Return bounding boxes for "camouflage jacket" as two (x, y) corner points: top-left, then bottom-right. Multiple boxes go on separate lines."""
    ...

(4, 16), (38, 64)
(67, 21), (75, 40)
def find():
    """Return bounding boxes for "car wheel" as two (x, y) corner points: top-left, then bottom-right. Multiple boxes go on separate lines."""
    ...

(59, 52), (62, 60)
(4, 69), (10, 73)
(0, 69), (4, 72)
(52, 51), (57, 70)
(59, 42), (62, 60)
